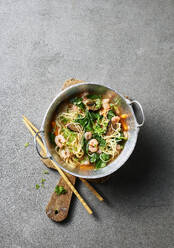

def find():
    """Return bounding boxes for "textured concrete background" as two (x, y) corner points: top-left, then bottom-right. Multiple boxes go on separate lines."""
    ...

(0, 0), (174, 247)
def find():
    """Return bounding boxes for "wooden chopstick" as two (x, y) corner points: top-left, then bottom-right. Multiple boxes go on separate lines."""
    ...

(23, 118), (93, 215)
(23, 115), (104, 201)
(80, 178), (103, 201)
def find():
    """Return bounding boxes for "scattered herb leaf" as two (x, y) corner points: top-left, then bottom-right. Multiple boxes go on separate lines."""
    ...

(43, 170), (49, 175)
(41, 178), (46, 184)
(54, 185), (67, 196)
(35, 184), (40, 190)
(24, 142), (29, 148)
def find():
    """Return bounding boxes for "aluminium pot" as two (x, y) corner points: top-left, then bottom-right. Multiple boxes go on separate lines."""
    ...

(34, 83), (145, 179)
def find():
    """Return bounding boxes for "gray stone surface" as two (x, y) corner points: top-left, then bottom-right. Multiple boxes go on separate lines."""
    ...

(0, 0), (174, 247)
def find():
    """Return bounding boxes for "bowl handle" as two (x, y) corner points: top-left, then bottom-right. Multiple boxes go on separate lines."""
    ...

(128, 100), (145, 128)
(34, 131), (52, 159)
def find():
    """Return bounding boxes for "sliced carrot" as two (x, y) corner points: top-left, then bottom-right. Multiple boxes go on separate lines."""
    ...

(120, 114), (128, 119)
(51, 121), (56, 128)
(54, 127), (59, 136)
(80, 165), (94, 170)
(121, 119), (128, 131)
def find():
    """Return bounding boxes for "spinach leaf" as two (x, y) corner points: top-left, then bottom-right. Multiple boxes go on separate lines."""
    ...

(107, 110), (116, 120)
(75, 114), (88, 128)
(100, 153), (110, 162)
(87, 94), (101, 100)
(71, 97), (85, 110)
(75, 111), (93, 131)
(116, 136), (127, 142)
(49, 132), (56, 145)
(95, 159), (107, 169)
(89, 153), (99, 163)
(90, 111), (101, 122)
(85, 121), (93, 131)
(81, 136), (88, 154)
(93, 134), (106, 147)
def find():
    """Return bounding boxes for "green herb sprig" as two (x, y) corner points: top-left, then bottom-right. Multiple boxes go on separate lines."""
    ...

(54, 185), (67, 196)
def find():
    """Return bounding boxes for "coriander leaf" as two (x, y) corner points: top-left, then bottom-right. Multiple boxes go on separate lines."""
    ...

(93, 124), (105, 135)
(107, 110), (116, 120)
(95, 98), (102, 110)
(35, 184), (40, 190)
(24, 142), (29, 148)
(55, 185), (67, 196)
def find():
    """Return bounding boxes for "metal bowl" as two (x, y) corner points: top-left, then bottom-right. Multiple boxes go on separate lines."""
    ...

(35, 83), (144, 179)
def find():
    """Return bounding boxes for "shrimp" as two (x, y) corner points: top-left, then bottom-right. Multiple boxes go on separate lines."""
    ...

(72, 105), (79, 112)
(81, 91), (88, 100)
(102, 99), (110, 110)
(123, 131), (128, 139)
(111, 116), (120, 125)
(116, 144), (121, 152)
(82, 159), (90, 166)
(55, 135), (65, 148)
(100, 98), (111, 116)
(84, 131), (92, 140)
(88, 139), (99, 153)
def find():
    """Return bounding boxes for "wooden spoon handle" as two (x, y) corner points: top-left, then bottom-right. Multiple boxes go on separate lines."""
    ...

(46, 172), (76, 222)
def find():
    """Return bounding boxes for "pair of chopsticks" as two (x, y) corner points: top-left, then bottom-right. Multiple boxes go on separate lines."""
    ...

(23, 115), (104, 215)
